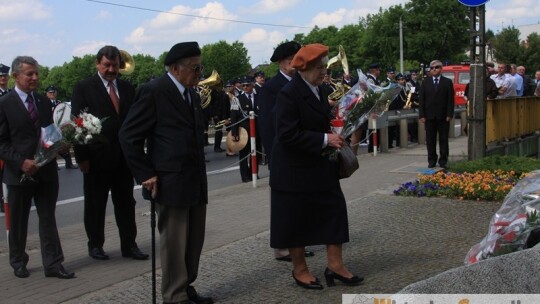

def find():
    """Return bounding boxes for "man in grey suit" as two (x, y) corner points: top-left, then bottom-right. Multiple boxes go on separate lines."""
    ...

(419, 59), (455, 169)
(120, 42), (212, 304)
(0, 56), (74, 279)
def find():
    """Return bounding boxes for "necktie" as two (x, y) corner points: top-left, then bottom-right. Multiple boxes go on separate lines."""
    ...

(248, 94), (253, 107)
(108, 81), (120, 113)
(26, 94), (39, 128)
(434, 77), (439, 89)
(184, 89), (191, 105)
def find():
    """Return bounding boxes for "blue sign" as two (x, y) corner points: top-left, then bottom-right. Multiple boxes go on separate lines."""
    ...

(458, 0), (489, 7)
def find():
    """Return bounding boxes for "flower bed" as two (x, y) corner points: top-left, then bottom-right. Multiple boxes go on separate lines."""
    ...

(393, 170), (525, 201)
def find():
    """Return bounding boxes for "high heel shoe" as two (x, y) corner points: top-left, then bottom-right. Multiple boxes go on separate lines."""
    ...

(292, 271), (323, 290)
(324, 267), (364, 287)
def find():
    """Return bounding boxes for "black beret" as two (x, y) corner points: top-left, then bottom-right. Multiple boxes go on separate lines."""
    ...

(254, 71), (265, 77)
(241, 76), (255, 84)
(46, 85), (57, 92)
(164, 42), (201, 65)
(368, 63), (380, 69)
(270, 41), (301, 62)
(0, 64), (9, 75)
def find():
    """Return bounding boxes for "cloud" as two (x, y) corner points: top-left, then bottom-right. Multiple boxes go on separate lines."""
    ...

(0, 0), (51, 21)
(245, 0), (302, 14)
(125, 2), (238, 47)
(96, 10), (112, 20)
(241, 28), (287, 65)
(72, 41), (110, 58)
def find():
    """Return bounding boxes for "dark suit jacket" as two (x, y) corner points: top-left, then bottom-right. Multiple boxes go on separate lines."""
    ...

(231, 91), (259, 137)
(269, 72), (339, 193)
(71, 73), (135, 171)
(258, 72), (289, 161)
(419, 76), (455, 120)
(0, 90), (57, 185)
(119, 73), (208, 207)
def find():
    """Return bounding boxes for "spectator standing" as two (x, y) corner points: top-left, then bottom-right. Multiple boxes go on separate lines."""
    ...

(71, 45), (148, 262)
(120, 41), (213, 304)
(0, 56), (75, 279)
(419, 60), (455, 169)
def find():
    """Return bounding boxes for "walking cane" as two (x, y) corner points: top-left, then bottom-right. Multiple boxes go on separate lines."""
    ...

(143, 188), (157, 304)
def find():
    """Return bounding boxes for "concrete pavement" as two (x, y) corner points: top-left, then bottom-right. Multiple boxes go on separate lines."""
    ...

(0, 135), (509, 304)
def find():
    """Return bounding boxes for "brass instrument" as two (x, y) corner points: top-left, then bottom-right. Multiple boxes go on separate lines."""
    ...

(198, 70), (222, 109)
(328, 81), (351, 104)
(214, 91), (234, 128)
(119, 50), (135, 75)
(326, 45), (349, 75)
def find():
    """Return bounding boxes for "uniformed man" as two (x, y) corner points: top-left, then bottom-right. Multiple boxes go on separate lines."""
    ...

(253, 71), (265, 94)
(0, 64), (10, 96)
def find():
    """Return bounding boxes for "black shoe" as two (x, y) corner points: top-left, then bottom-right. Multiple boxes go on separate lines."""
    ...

(89, 247), (110, 260)
(324, 267), (363, 287)
(275, 254), (292, 262)
(122, 247), (149, 260)
(14, 266), (30, 278)
(186, 286), (214, 304)
(304, 250), (315, 257)
(428, 163), (436, 168)
(292, 271), (323, 290)
(45, 265), (75, 279)
(66, 164), (79, 169)
(214, 148), (224, 153)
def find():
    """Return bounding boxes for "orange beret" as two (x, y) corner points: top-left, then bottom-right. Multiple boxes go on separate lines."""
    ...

(291, 43), (329, 71)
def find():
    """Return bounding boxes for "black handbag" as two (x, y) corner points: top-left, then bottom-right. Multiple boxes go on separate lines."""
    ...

(338, 143), (359, 179)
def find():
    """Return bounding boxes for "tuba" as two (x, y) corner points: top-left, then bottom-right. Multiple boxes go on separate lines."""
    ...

(119, 50), (135, 75)
(198, 70), (222, 109)
(326, 45), (350, 102)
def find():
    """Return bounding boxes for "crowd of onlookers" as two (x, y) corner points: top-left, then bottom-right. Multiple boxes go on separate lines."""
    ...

(486, 62), (540, 98)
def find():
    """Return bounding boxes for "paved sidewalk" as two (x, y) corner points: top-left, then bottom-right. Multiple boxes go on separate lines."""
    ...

(1, 136), (504, 304)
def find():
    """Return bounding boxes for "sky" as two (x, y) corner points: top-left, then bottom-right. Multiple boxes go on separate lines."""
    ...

(0, 0), (539, 69)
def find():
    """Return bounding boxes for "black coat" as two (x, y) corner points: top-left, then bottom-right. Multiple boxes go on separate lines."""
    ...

(0, 90), (57, 184)
(419, 76), (455, 120)
(230, 91), (259, 137)
(71, 73), (136, 171)
(269, 72), (339, 192)
(257, 72), (289, 163)
(119, 73), (208, 207)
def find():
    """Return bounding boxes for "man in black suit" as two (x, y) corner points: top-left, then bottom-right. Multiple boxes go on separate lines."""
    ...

(253, 70), (265, 94)
(419, 60), (455, 169)
(231, 75), (261, 182)
(119, 41), (213, 304)
(0, 56), (74, 279)
(71, 45), (148, 261)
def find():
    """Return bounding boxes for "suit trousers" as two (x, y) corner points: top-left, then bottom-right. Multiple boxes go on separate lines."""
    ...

(83, 168), (137, 251)
(8, 176), (64, 272)
(238, 137), (259, 181)
(157, 203), (207, 303)
(425, 119), (450, 166)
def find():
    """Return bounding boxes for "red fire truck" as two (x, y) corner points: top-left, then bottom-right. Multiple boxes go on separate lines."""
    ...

(441, 64), (470, 107)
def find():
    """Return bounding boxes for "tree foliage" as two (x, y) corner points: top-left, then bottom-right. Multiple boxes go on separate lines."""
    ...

(201, 40), (251, 84)
(492, 26), (521, 64)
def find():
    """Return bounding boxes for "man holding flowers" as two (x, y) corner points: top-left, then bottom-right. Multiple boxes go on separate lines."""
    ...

(71, 45), (148, 261)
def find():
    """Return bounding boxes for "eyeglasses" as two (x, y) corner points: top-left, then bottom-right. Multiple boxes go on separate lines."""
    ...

(183, 64), (204, 73)
(430, 66), (442, 70)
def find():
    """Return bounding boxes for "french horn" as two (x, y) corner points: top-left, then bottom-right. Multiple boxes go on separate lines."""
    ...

(198, 70), (222, 109)
(119, 50), (135, 75)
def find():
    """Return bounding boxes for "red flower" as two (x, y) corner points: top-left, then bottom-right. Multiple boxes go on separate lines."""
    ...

(75, 117), (84, 127)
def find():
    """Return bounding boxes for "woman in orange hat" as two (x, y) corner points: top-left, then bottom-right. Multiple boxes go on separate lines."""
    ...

(269, 44), (363, 290)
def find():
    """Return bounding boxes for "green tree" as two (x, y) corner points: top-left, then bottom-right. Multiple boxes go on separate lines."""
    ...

(200, 40), (251, 83)
(519, 32), (540, 73)
(492, 26), (521, 64)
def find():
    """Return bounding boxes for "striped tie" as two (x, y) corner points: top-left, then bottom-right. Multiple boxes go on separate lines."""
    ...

(26, 94), (39, 128)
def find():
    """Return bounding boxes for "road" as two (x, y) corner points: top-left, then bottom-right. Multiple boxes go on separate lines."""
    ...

(0, 141), (269, 243)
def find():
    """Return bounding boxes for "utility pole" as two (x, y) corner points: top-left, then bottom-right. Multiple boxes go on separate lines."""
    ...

(467, 4), (487, 160)
(399, 16), (404, 74)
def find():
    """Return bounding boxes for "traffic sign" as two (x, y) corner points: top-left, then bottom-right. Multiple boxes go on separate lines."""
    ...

(458, 0), (489, 7)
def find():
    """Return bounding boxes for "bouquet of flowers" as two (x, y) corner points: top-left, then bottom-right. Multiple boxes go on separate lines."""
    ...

(324, 69), (401, 161)
(465, 170), (540, 264)
(60, 110), (107, 145)
(21, 124), (69, 182)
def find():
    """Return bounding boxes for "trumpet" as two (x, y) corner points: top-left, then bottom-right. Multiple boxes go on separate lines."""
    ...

(119, 50), (135, 75)
(198, 70), (222, 109)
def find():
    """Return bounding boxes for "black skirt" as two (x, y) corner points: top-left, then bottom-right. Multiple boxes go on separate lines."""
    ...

(270, 185), (349, 248)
